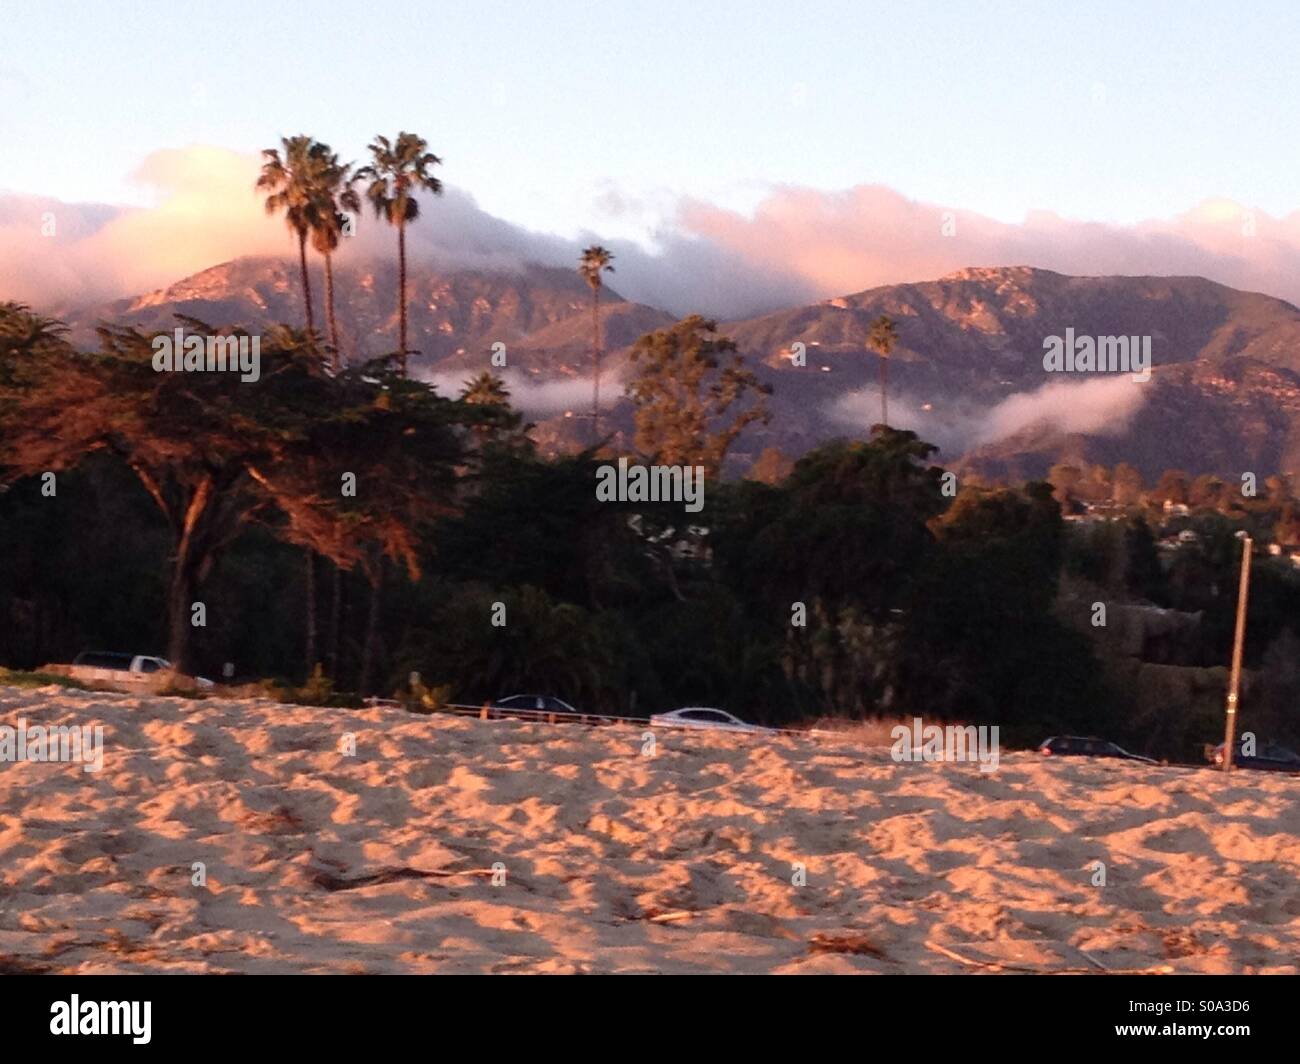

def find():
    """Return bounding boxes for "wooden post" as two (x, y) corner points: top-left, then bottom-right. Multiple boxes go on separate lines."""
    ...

(1222, 534), (1252, 771)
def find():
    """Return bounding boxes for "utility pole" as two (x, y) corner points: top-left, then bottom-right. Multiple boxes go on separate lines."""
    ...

(1222, 532), (1252, 772)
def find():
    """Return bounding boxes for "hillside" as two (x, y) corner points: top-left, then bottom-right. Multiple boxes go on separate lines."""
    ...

(57, 261), (1300, 477)
(724, 266), (1300, 475)
(65, 256), (674, 374)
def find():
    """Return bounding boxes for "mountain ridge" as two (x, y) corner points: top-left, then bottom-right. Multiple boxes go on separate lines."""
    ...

(52, 259), (1300, 479)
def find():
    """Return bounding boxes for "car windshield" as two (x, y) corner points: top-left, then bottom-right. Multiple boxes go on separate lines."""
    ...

(73, 652), (132, 669)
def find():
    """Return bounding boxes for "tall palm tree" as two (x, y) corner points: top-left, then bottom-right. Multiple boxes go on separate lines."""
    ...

(308, 150), (361, 371)
(578, 246), (615, 442)
(256, 136), (327, 337)
(460, 370), (511, 406)
(258, 137), (333, 673)
(355, 133), (443, 376)
(460, 371), (512, 451)
(867, 314), (898, 429)
(309, 149), (360, 677)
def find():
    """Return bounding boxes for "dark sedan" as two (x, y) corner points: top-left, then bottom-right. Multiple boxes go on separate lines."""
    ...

(1038, 735), (1156, 764)
(492, 694), (580, 714)
(1208, 740), (1300, 772)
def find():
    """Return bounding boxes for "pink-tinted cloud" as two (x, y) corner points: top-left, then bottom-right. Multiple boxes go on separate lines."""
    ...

(676, 185), (1300, 313)
(0, 146), (572, 311)
(0, 147), (293, 309)
(3, 147), (1300, 322)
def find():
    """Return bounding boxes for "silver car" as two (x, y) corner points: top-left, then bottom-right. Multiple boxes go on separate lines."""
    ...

(648, 707), (772, 734)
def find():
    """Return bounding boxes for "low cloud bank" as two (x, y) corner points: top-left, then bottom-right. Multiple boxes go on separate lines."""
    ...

(2, 147), (1298, 323)
(829, 374), (1150, 455)
(423, 370), (614, 417)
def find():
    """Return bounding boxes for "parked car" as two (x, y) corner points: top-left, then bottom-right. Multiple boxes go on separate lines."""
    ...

(1208, 740), (1300, 772)
(67, 651), (215, 690)
(492, 694), (581, 715)
(649, 707), (772, 734)
(1037, 735), (1155, 763)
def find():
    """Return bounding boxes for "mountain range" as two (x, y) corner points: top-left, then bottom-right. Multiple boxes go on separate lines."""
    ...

(55, 259), (1300, 481)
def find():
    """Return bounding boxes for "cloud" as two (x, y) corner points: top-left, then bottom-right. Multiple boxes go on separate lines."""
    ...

(827, 389), (977, 454)
(423, 370), (606, 416)
(2, 146), (1299, 325)
(828, 374), (1150, 457)
(0, 146), (573, 310)
(977, 375), (1150, 444)
(0, 147), (288, 309)
(677, 185), (1300, 314)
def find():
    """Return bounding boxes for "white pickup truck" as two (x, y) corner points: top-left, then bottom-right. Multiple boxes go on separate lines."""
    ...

(58, 651), (214, 693)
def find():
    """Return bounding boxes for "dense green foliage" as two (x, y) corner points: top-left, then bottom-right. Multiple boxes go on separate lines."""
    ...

(3, 291), (1298, 759)
(0, 297), (1113, 748)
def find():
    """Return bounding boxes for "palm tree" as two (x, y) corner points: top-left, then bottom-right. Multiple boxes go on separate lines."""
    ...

(460, 370), (510, 406)
(578, 246), (615, 442)
(308, 150), (361, 371)
(355, 133), (443, 376)
(258, 137), (335, 673)
(867, 314), (898, 429)
(256, 136), (327, 337)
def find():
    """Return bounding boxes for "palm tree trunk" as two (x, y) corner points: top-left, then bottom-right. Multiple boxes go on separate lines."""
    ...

(592, 285), (601, 444)
(879, 354), (888, 428)
(398, 223), (408, 377)
(298, 230), (315, 336)
(325, 252), (341, 371)
(305, 550), (317, 676)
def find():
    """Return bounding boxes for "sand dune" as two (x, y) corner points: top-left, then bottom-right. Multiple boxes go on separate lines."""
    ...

(0, 684), (1296, 974)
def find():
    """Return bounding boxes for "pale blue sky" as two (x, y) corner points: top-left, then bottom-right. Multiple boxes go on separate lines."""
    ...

(3, 0), (1298, 236)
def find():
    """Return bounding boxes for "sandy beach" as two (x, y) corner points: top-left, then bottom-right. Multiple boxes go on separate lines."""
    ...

(0, 684), (1296, 974)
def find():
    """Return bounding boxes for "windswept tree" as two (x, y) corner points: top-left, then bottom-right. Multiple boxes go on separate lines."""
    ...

(0, 302), (69, 357)
(355, 133), (443, 375)
(0, 319), (474, 676)
(309, 149), (362, 370)
(578, 246), (615, 442)
(626, 315), (772, 479)
(248, 361), (472, 691)
(867, 314), (897, 429)
(257, 136), (328, 337)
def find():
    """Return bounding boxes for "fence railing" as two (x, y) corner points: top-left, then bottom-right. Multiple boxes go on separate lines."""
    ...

(362, 697), (881, 744)
(364, 698), (647, 728)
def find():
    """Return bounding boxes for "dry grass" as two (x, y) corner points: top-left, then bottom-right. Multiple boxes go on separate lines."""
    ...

(801, 715), (976, 748)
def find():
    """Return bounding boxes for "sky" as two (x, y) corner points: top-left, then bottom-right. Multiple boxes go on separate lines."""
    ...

(4, 0), (1299, 229)
(2, 1), (1299, 315)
